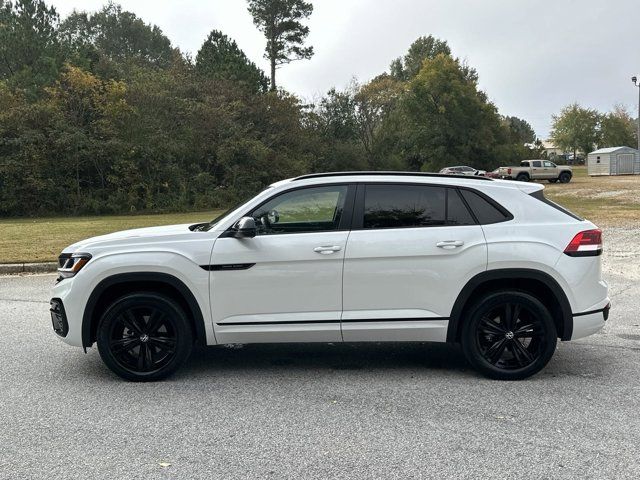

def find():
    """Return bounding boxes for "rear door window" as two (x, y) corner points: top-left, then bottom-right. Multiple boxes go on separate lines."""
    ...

(362, 184), (476, 229)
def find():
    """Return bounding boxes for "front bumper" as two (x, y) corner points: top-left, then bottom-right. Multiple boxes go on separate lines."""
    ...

(50, 298), (69, 337)
(51, 276), (85, 347)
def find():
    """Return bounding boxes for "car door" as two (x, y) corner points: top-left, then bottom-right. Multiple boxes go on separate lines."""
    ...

(543, 161), (557, 179)
(530, 160), (543, 179)
(210, 184), (355, 344)
(342, 183), (487, 342)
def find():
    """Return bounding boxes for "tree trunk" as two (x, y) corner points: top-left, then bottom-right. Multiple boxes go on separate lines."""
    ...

(270, 57), (276, 91)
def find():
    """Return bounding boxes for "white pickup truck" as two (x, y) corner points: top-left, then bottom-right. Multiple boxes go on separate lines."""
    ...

(498, 160), (573, 183)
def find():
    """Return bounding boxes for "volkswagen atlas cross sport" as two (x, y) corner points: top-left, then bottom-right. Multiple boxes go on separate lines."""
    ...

(50, 172), (610, 382)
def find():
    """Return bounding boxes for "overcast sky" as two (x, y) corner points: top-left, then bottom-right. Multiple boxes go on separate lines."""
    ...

(48, 0), (640, 138)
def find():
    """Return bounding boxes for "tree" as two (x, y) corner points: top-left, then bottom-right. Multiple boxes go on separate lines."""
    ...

(247, 0), (313, 91)
(353, 75), (404, 168)
(502, 116), (536, 144)
(551, 103), (599, 160)
(394, 54), (504, 171)
(390, 35), (451, 81)
(599, 105), (636, 148)
(0, 0), (61, 93)
(195, 30), (268, 92)
(59, 2), (176, 72)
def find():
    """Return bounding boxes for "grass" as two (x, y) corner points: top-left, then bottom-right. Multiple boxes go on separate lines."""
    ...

(544, 166), (640, 226)
(0, 210), (222, 264)
(1, 167), (639, 263)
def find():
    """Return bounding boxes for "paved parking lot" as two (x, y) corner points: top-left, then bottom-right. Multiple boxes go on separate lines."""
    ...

(2, 230), (640, 479)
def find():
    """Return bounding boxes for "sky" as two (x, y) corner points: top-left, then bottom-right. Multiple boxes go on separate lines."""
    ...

(48, 0), (640, 138)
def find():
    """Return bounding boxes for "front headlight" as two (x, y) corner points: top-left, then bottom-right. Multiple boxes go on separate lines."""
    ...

(57, 253), (92, 279)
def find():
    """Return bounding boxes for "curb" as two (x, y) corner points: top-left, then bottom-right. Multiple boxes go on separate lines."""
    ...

(0, 262), (58, 275)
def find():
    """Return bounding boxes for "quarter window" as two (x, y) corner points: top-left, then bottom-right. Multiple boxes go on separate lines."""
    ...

(362, 185), (475, 229)
(251, 186), (348, 235)
(459, 189), (510, 224)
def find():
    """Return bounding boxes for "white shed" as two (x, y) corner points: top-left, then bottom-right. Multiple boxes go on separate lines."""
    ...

(587, 147), (640, 176)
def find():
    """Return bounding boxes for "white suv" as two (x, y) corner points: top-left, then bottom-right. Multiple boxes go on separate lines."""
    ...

(50, 172), (610, 381)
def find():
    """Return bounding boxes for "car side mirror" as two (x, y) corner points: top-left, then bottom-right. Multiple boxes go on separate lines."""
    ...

(233, 217), (257, 238)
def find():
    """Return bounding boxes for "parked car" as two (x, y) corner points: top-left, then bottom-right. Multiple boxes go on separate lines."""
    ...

(439, 166), (486, 176)
(51, 172), (609, 382)
(484, 168), (501, 179)
(498, 160), (573, 183)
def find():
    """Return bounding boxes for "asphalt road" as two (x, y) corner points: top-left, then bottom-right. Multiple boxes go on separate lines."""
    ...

(1, 264), (639, 479)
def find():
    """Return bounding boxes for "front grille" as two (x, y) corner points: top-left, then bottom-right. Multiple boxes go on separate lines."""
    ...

(50, 298), (69, 337)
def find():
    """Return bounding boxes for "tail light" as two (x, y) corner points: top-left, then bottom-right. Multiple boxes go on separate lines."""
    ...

(564, 229), (602, 257)
(507, 168), (512, 175)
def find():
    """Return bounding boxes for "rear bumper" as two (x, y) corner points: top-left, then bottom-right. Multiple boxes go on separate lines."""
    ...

(571, 298), (611, 340)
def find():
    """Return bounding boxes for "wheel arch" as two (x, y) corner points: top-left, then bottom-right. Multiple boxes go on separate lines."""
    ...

(447, 269), (573, 343)
(82, 272), (207, 349)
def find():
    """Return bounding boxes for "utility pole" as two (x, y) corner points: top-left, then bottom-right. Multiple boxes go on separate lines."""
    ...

(633, 76), (640, 151)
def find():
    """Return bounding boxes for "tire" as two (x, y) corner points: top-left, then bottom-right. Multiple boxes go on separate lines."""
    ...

(516, 173), (530, 182)
(461, 291), (557, 380)
(97, 293), (193, 382)
(559, 172), (571, 183)
(548, 179), (558, 183)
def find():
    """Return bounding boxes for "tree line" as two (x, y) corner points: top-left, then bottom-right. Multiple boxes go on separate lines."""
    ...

(551, 103), (638, 161)
(0, 0), (540, 217)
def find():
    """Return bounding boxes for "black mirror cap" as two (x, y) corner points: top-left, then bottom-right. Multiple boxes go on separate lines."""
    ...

(233, 217), (257, 238)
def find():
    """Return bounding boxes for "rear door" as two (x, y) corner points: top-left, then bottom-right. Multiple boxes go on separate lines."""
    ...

(530, 160), (543, 179)
(341, 183), (488, 342)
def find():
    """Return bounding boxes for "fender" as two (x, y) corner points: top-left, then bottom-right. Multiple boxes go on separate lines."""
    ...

(447, 268), (573, 343)
(81, 272), (207, 349)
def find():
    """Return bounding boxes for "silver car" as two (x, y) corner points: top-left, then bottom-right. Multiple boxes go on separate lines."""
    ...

(440, 166), (486, 176)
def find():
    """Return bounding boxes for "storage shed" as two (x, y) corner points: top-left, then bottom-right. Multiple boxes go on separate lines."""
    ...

(587, 146), (640, 176)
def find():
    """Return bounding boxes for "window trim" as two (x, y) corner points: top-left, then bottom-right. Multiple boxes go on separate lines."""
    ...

(352, 182), (511, 231)
(221, 183), (357, 237)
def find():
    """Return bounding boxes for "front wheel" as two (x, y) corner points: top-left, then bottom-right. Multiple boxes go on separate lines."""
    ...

(558, 172), (572, 183)
(461, 291), (557, 380)
(97, 293), (193, 382)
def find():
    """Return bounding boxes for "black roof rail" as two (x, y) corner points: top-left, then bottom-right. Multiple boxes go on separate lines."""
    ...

(292, 171), (494, 182)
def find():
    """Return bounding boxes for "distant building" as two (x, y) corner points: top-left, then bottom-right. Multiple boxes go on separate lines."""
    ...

(587, 147), (640, 176)
(542, 140), (565, 158)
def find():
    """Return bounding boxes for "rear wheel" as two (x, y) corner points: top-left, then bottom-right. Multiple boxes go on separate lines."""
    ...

(97, 293), (193, 382)
(516, 173), (530, 182)
(559, 172), (572, 183)
(461, 291), (557, 380)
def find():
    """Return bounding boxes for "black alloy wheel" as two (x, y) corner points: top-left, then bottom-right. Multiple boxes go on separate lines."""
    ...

(461, 291), (557, 380)
(97, 293), (193, 381)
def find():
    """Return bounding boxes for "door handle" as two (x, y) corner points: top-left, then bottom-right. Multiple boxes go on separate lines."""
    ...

(314, 246), (342, 255)
(436, 240), (464, 249)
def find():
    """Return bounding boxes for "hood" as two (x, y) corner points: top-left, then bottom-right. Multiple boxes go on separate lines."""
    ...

(63, 223), (198, 253)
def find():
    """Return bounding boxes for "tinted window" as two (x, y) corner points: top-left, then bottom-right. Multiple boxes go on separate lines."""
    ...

(447, 189), (475, 225)
(532, 161), (542, 167)
(460, 189), (510, 224)
(362, 185), (475, 229)
(364, 185), (445, 229)
(251, 186), (347, 235)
